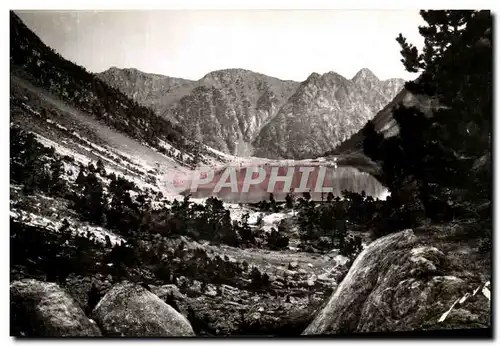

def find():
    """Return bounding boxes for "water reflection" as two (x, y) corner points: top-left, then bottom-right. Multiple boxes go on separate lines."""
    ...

(178, 163), (389, 203)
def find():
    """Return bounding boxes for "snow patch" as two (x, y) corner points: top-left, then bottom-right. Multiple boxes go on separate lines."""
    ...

(263, 212), (288, 225)
(11, 209), (125, 246)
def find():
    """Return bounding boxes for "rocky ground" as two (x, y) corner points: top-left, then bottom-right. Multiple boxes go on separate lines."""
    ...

(10, 184), (351, 336)
(11, 218), (491, 337)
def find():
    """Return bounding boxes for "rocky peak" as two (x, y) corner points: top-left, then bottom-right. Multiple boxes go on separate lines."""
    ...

(323, 71), (350, 82)
(253, 69), (405, 159)
(297, 71), (351, 97)
(352, 68), (380, 84)
(305, 72), (321, 82)
(202, 68), (255, 79)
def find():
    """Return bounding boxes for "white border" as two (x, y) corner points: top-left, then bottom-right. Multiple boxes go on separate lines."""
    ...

(5, 0), (500, 10)
(2, 1), (499, 346)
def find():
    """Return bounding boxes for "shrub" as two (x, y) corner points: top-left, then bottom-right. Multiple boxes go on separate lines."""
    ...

(340, 235), (363, 261)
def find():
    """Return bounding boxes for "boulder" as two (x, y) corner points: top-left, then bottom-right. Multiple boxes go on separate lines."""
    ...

(92, 282), (195, 337)
(303, 229), (491, 335)
(10, 279), (102, 337)
(288, 261), (299, 270)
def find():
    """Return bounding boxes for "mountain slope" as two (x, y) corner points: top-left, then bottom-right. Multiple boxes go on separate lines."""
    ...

(330, 82), (438, 155)
(99, 68), (300, 156)
(97, 67), (196, 115)
(10, 11), (222, 169)
(252, 70), (405, 159)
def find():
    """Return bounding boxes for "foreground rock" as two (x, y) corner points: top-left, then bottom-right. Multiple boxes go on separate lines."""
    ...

(92, 282), (195, 337)
(10, 279), (101, 337)
(303, 228), (491, 335)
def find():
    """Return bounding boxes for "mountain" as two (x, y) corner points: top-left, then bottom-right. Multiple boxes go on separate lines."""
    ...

(10, 11), (225, 169)
(330, 80), (439, 156)
(98, 68), (299, 156)
(97, 67), (196, 115)
(100, 67), (404, 159)
(252, 70), (405, 159)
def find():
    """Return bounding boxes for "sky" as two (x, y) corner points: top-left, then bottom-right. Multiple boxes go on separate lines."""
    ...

(15, 10), (426, 82)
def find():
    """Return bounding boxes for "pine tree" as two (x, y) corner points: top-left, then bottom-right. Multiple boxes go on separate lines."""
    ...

(327, 192), (334, 202)
(96, 159), (106, 175)
(362, 120), (384, 161)
(285, 193), (294, 209)
(49, 159), (66, 195)
(74, 170), (106, 224)
(269, 193), (277, 212)
(368, 10), (492, 219)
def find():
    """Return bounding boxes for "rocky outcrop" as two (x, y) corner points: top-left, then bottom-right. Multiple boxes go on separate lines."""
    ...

(253, 70), (404, 159)
(10, 279), (102, 337)
(155, 281), (326, 336)
(303, 229), (491, 335)
(92, 282), (195, 337)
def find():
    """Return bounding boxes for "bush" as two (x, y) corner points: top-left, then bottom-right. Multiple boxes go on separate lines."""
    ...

(250, 267), (269, 288)
(340, 235), (363, 261)
(267, 226), (289, 250)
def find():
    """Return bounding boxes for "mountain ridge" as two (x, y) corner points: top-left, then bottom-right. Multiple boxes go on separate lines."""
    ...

(252, 70), (405, 159)
(10, 11), (225, 169)
(98, 64), (405, 159)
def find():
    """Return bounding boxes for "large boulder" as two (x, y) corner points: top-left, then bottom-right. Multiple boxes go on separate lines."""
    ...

(92, 282), (195, 337)
(10, 279), (102, 337)
(303, 229), (491, 335)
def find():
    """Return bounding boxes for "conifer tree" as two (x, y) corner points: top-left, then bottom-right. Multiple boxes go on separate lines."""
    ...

(365, 10), (492, 218)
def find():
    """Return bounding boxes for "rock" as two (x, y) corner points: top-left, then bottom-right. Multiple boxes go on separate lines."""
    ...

(307, 276), (316, 287)
(61, 274), (93, 309)
(150, 284), (185, 301)
(149, 284), (189, 318)
(191, 280), (202, 292)
(93, 282), (195, 337)
(333, 254), (349, 267)
(288, 261), (299, 270)
(477, 202), (491, 219)
(221, 284), (238, 293)
(472, 154), (490, 172)
(10, 279), (102, 337)
(303, 229), (491, 335)
(307, 263), (314, 268)
(205, 286), (217, 297)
